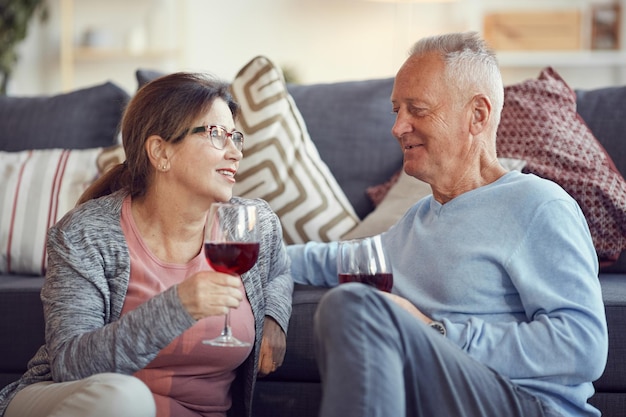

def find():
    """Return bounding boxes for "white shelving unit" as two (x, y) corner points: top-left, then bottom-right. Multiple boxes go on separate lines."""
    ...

(59, 0), (182, 92)
(470, 0), (626, 87)
(496, 50), (626, 68)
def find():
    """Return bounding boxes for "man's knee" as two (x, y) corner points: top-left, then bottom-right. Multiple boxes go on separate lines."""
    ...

(315, 283), (371, 328)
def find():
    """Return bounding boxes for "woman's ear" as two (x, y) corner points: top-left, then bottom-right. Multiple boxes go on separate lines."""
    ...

(145, 135), (170, 171)
(469, 94), (492, 135)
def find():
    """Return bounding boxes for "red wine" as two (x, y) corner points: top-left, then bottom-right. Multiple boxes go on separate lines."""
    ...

(204, 242), (260, 275)
(338, 272), (393, 292)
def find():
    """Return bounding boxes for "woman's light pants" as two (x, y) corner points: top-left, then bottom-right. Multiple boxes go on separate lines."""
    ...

(5, 373), (155, 417)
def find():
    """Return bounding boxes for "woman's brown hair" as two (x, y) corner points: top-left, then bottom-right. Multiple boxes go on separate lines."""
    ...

(78, 72), (239, 204)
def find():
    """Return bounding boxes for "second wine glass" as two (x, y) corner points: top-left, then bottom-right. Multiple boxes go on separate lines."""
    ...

(337, 235), (393, 292)
(202, 203), (260, 347)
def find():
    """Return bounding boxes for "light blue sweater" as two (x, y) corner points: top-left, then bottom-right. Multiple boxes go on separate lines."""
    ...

(288, 171), (608, 417)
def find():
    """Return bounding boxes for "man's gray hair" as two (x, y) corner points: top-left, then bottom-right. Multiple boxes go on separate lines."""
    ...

(408, 32), (504, 127)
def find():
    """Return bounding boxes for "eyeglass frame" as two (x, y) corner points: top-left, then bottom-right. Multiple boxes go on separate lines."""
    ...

(190, 124), (245, 152)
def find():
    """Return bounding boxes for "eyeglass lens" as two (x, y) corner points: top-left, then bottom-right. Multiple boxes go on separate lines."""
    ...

(205, 126), (244, 151)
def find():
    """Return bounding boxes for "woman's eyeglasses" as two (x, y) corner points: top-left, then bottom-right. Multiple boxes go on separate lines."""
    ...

(190, 125), (244, 151)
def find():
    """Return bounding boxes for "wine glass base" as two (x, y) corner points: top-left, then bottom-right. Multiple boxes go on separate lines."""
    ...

(202, 336), (251, 347)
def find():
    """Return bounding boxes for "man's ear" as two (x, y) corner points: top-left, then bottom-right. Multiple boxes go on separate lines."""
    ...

(145, 135), (169, 171)
(469, 94), (492, 135)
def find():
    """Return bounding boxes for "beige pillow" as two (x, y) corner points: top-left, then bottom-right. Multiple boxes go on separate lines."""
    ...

(342, 170), (431, 239)
(231, 56), (359, 244)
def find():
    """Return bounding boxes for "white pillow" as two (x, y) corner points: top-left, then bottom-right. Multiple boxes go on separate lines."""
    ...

(231, 56), (359, 244)
(342, 170), (431, 239)
(0, 148), (102, 275)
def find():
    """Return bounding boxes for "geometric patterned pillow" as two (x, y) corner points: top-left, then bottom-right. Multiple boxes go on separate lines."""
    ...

(0, 148), (102, 275)
(497, 67), (626, 263)
(365, 170), (403, 207)
(230, 56), (359, 244)
(96, 144), (126, 174)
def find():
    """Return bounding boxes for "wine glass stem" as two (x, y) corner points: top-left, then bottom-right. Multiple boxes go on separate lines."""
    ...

(222, 311), (233, 338)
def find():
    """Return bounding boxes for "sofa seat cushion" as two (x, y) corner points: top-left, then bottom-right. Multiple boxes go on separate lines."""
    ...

(253, 380), (321, 417)
(595, 273), (626, 392)
(0, 276), (45, 380)
(263, 284), (327, 383)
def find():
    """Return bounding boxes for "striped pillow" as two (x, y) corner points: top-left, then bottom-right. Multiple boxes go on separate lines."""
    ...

(0, 148), (102, 275)
(231, 56), (359, 244)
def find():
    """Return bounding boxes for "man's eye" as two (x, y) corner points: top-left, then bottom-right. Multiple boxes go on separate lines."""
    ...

(409, 107), (427, 117)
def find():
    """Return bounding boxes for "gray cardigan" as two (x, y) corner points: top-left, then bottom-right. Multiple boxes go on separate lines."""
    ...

(0, 191), (293, 417)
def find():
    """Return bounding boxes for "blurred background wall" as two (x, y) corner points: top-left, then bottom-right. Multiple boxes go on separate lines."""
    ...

(7, 0), (626, 96)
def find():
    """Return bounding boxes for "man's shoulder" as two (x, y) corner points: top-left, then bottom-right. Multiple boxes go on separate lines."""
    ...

(503, 171), (570, 198)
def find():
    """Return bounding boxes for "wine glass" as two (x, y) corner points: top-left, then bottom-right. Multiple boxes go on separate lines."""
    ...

(337, 235), (393, 292)
(202, 203), (260, 347)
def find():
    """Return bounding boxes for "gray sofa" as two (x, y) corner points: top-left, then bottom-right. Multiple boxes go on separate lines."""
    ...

(0, 72), (625, 417)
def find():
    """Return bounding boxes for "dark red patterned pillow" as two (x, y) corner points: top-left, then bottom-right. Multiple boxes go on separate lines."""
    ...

(497, 67), (626, 263)
(366, 169), (402, 206)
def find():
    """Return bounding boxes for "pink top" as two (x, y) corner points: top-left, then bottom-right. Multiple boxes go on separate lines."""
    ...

(120, 196), (255, 417)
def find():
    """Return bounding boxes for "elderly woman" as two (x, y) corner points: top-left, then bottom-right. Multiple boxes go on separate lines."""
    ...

(0, 72), (293, 417)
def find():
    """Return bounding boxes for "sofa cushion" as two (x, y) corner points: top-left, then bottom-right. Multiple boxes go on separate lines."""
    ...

(231, 56), (359, 244)
(136, 69), (166, 89)
(264, 284), (326, 382)
(287, 78), (403, 220)
(0, 275), (45, 382)
(0, 148), (103, 275)
(496, 67), (626, 264)
(576, 86), (626, 179)
(595, 274), (626, 391)
(0, 82), (128, 152)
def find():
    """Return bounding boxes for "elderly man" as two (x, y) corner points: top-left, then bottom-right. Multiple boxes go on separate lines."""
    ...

(287, 32), (607, 417)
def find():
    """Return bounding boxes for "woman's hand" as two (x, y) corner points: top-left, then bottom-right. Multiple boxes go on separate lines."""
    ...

(258, 316), (287, 377)
(177, 271), (243, 320)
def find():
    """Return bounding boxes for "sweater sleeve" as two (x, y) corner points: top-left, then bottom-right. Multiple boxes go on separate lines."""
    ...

(286, 241), (340, 287)
(446, 199), (608, 385)
(258, 199), (293, 334)
(43, 208), (197, 381)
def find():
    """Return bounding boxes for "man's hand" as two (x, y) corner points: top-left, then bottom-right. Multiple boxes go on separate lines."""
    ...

(258, 316), (287, 377)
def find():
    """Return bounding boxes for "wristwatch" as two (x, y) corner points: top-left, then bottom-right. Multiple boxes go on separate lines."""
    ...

(429, 320), (446, 337)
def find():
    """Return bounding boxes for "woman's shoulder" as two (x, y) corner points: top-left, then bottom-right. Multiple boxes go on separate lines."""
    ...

(229, 196), (283, 239)
(229, 196), (273, 214)
(52, 190), (127, 236)
(230, 196), (269, 207)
